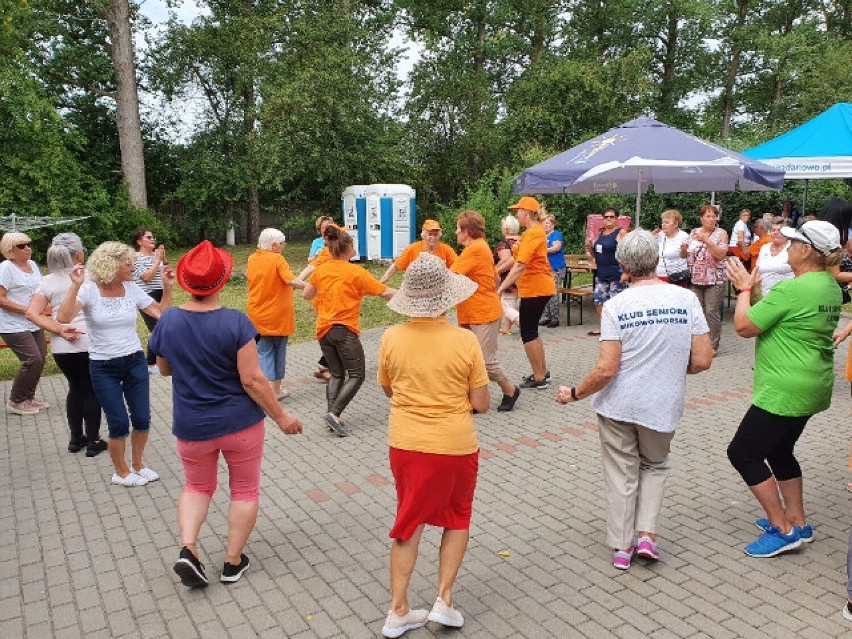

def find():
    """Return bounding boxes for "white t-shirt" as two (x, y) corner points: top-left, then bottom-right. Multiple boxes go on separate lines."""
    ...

(76, 281), (153, 360)
(590, 284), (709, 433)
(655, 230), (689, 278)
(756, 242), (794, 296)
(0, 260), (41, 333)
(37, 270), (91, 354)
(729, 220), (752, 247)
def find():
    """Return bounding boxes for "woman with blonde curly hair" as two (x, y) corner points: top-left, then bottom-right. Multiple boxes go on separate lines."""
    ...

(58, 241), (174, 487)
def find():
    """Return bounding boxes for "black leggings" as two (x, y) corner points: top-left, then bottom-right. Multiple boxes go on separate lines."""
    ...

(519, 296), (550, 344)
(319, 325), (365, 418)
(140, 288), (163, 365)
(727, 404), (810, 486)
(53, 352), (103, 443)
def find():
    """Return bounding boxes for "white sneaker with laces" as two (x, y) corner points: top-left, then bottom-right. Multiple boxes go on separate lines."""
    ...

(381, 609), (428, 638)
(428, 597), (464, 628)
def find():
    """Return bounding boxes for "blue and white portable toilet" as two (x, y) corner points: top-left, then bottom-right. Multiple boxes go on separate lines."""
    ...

(365, 184), (416, 259)
(341, 185), (368, 260)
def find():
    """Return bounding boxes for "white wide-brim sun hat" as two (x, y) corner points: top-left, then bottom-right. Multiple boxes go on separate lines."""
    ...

(388, 252), (478, 318)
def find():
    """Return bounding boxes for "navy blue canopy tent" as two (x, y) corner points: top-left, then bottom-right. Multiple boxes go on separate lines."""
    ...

(514, 117), (785, 224)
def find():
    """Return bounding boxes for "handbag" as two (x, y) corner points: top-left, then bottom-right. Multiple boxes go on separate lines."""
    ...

(668, 269), (692, 285)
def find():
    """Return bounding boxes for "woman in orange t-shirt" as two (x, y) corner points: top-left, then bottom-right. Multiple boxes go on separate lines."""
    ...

(303, 226), (396, 437)
(246, 228), (304, 400)
(497, 196), (555, 389)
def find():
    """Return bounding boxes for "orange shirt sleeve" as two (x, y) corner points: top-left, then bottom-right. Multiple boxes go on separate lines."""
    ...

(440, 243), (457, 266)
(393, 242), (421, 270)
(516, 230), (543, 264)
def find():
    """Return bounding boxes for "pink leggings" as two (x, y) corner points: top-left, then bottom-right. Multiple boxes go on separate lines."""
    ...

(176, 421), (265, 501)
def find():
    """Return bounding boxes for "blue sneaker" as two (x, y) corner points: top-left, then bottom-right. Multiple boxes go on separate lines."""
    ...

(755, 518), (814, 543)
(744, 525), (802, 557)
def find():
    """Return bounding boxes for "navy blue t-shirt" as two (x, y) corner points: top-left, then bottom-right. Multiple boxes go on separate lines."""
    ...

(149, 307), (266, 441)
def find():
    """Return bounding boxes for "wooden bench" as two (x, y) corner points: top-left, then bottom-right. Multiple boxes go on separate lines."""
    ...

(559, 286), (593, 326)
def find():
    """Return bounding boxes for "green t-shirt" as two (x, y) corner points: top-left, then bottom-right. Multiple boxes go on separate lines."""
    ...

(747, 271), (841, 416)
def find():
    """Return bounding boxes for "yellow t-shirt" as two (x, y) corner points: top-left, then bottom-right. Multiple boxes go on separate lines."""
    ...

(309, 260), (386, 339)
(378, 317), (488, 455)
(394, 241), (457, 271)
(451, 238), (502, 325)
(514, 226), (555, 298)
(246, 249), (296, 336)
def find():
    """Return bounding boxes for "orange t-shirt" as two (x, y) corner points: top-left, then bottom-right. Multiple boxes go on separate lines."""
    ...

(308, 260), (387, 339)
(514, 226), (555, 298)
(749, 235), (771, 262)
(310, 246), (331, 267)
(378, 317), (488, 455)
(246, 249), (296, 336)
(393, 241), (457, 271)
(451, 238), (502, 325)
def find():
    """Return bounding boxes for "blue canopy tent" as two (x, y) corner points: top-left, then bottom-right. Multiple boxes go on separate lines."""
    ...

(514, 117), (784, 225)
(743, 103), (852, 211)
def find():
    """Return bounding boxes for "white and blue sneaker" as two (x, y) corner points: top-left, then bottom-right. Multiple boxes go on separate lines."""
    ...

(744, 525), (801, 557)
(755, 518), (814, 543)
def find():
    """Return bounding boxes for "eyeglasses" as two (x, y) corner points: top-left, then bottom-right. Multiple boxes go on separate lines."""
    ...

(143, 235), (154, 240)
(15, 243), (31, 249)
(603, 216), (617, 219)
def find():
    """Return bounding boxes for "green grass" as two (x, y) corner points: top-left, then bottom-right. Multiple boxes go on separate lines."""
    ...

(0, 240), (406, 382)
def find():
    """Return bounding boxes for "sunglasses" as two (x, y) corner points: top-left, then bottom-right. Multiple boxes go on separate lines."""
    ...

(603, 216), (617, 219)
(15, 243), (31, 249)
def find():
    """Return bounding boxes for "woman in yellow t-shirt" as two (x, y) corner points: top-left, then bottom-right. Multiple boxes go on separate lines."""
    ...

(497, 196), (555, 390)
(303, 226), (395, 436)
(378, 252), (488, 638)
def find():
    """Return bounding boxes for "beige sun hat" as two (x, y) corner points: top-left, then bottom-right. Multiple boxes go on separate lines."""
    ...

(388, 252), (478, 318)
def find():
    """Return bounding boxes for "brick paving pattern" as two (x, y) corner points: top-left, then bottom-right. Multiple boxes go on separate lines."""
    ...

(2, 307), (851, 638)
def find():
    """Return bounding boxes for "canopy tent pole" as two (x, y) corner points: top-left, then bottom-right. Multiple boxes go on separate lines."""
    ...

(803, 180), (809, 214)
(635, 168), (643, 227)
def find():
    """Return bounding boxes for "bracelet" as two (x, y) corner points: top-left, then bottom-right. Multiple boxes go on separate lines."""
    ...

(738, 288), (751, 294)
(571, 386), (579, 401)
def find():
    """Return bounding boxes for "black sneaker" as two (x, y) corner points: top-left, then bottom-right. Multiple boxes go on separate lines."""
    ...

(174, 547), (208, 588)
(521, 371), (550, 384)
(497, 386), (520, 412)
(546, 321), (559, 328)
(68, 437), (89, 453)
(538, 318), (551, 326)
(221, 553), (250, 583)
(520, 376), (549, 389)
(85, 440), (108, 457)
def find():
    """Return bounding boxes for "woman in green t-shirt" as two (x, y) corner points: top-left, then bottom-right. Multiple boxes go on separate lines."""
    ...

(725, 221), (843, 560)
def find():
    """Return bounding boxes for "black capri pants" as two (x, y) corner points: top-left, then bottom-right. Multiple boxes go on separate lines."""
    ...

(727, 404), (811, 486)
(518, 295), (550, 344)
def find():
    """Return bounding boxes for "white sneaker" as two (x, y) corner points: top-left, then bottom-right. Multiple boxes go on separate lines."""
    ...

(6, 401), (38, 415)
(28, 398), (50, 409)
(276, 388), (291, 400)
(131, 466), (160, 482)
(427, 597), (464, 628)
(381, 609), (428, 638)
(112, 472), (148, 487)
(148, 365), (160, 375)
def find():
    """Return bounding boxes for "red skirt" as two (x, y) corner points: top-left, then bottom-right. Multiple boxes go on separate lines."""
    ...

(388, 447), (479, 541)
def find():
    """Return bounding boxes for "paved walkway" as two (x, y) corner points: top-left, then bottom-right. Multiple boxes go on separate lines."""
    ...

(2, 306), (851, 639)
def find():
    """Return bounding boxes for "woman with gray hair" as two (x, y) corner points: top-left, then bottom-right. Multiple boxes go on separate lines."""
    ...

(26, 233), (105, 455)
(557, 229), (713, 570)
(494, 215), (521, 334)
(247, 228), (305, 399)
(58, 242), (174, 487)
(0, 231), (49, 414)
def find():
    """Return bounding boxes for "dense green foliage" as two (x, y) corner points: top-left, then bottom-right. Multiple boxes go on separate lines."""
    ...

(1, 0), (850, 246)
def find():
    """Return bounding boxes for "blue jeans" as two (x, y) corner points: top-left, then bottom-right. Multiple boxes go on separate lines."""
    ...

(257, 336), (288, 381)
(89, 351), (150, 439)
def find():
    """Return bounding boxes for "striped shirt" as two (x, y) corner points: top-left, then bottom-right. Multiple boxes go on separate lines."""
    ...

(134, 254), (163, 293)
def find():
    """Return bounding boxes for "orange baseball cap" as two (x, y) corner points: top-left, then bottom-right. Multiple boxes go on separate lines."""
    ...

(508, 196), (541, 212)
(422, 219), (441, 231)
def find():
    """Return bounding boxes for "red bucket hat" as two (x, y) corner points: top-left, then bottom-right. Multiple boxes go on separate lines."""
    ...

(176, 240), (233, 297)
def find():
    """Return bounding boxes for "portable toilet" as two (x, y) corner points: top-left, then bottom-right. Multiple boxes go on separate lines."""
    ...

(372, 184), (416, 259)
(365, 185), (383, 260)
(341, 185), (368, 260)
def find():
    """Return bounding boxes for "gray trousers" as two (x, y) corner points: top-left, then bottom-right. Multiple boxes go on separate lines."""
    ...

(1, 330), (47, 403)
(689, 283), (725, 350)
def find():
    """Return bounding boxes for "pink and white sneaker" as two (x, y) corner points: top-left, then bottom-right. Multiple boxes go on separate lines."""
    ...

(635, 536), (660, 560)
(613, 546), (635, 570)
